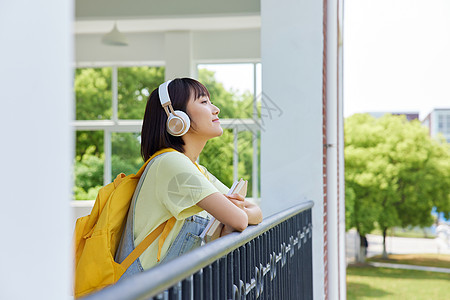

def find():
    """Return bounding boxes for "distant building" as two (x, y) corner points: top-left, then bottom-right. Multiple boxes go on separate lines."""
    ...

(422, 108), (450, 143)
(392, 112), (419, 121)
(367, 111), (419, 121)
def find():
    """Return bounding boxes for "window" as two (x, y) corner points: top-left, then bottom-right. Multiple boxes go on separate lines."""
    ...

(73, 66), (164, 200)
(197, 63), (262, 198)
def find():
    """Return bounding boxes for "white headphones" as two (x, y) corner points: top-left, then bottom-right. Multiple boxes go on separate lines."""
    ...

(158, 80), (191, 136)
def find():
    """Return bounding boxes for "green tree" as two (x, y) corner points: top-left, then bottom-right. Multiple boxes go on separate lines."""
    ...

(345, 113), (450, 259)
(117, 67), (164, 119)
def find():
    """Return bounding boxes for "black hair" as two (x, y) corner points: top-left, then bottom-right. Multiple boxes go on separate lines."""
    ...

(140, 78), (210, 161)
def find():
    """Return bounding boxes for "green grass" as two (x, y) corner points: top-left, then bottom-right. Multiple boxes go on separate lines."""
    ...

(368, 254), (450, 269)
(347, 266), (450, 299)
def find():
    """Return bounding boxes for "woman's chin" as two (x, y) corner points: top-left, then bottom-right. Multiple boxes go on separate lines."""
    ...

(208, 128), (223, 139)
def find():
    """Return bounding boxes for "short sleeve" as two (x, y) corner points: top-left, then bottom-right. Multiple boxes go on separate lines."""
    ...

(155, 153), (220, 220)
(202, 167), (230, 194)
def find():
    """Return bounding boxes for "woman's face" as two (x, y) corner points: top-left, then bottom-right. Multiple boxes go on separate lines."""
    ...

(185, 93), (222, 139)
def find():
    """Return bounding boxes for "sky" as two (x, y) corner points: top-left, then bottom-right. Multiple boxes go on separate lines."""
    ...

(343, 0), (450, 119)
(200, 0), (450, 121)
(198, 63), (259, 95)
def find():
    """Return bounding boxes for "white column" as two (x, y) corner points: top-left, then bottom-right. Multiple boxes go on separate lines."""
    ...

(338, 1), (347, 299)
(326, 0), (340, 298)
(261, 0), (325, 299)
(164, 31), (197, 80)
(0, 1), (73, 299)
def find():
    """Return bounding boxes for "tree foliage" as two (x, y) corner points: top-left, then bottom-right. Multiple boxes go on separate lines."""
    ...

(345, 113), (450, 257)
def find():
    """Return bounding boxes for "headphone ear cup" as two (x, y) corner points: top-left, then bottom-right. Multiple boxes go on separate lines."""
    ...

(174, 110), (190, 136)
(166, 110), (190, 136)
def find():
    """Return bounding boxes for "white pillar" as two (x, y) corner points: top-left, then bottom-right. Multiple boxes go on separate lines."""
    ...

(261, 0), (325, 299)
(0, 1), (73, 299)
(164, 31), (197, 80)
(326, 0), (340, 298)
(338, 1), (347, 299)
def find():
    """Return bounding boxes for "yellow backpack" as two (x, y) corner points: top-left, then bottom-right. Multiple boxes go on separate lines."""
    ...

(73, 148), (176, 298)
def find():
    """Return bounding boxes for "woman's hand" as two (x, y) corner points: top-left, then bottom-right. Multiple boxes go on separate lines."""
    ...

(224, 193), (245, 209)
(197, 192), (248, 232)
(225, 193), (263, 225)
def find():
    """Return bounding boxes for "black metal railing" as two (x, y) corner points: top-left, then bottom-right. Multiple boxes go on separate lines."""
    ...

(82, 201), (314, 300)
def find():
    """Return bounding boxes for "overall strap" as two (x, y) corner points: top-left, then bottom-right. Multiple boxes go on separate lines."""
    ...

(119, 217), (176, 270)
(118, 148), (177, 270)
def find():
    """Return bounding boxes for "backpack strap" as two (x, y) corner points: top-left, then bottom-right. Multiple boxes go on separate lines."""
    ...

(157, 217), (176, 262)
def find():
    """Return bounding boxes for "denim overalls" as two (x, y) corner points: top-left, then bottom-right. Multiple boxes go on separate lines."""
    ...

(115, 153), (209, 281)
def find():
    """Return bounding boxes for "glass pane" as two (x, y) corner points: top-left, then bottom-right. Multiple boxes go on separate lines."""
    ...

(117, 66), (165, 119)
(199, 129), (234, 189)
(75, 68), (112, 120)
(197, 63), (262, 198)
(200, 129), (260, 198)
(198, 63), (255, 119)
(73, 131), (104, 200)
(237, 130), (260, 198)
(111, 132), (143, 178)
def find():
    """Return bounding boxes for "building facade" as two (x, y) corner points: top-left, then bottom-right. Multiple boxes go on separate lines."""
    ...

(422, 108), (450, 143)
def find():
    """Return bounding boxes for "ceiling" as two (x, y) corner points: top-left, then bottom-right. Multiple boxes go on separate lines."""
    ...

(75, 0), (261, 34)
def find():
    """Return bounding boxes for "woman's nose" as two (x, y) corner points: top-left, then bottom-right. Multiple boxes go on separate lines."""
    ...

(212, 104), (220, 115)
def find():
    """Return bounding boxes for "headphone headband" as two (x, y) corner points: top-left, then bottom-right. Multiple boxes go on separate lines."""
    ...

(158, 80), (172, 106)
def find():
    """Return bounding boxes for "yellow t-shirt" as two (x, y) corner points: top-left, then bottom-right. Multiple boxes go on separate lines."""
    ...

(134, 151), (229, 270)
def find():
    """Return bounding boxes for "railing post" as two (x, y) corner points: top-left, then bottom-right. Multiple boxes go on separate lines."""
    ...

(219, 257), (227, 300)
(202, 265), (212, 299)
(193, 270), (203, 300)
(227, 253), (233, 299)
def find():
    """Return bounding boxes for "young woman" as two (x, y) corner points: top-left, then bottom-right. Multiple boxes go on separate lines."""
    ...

(116, 78), (262, 277)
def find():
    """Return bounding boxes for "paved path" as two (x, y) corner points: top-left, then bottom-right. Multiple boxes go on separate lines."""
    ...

(346, 230), (450, 266)
(366, 234), (450, 257)
(367, 262), (450, 274)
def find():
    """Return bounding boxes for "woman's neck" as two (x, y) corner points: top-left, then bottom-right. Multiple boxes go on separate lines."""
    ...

(182, 134), (207, 163)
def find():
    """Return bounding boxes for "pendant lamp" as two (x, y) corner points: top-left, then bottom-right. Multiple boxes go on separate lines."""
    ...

(101, 23), (128, 46)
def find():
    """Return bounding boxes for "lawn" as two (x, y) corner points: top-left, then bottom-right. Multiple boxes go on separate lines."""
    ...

(347, 265), (450, 299)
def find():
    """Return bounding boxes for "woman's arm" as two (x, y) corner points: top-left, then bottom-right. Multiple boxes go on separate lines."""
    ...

(196, 192), (248, 232)
(225, 193), (263, 225)
(219, 193), (263, 236)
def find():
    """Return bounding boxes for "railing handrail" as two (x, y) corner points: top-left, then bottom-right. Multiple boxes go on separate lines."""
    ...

(82, 201), (314, 300)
